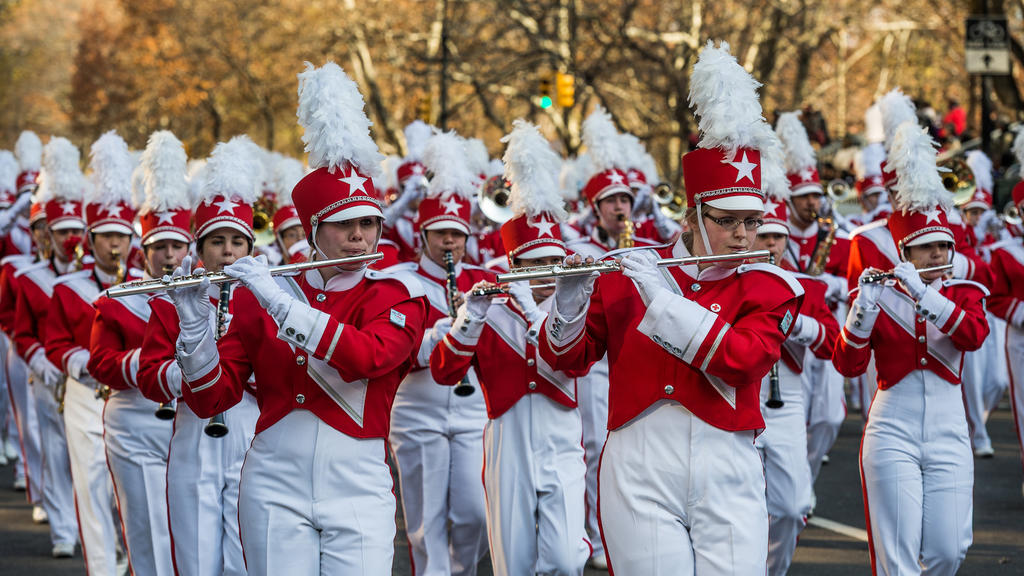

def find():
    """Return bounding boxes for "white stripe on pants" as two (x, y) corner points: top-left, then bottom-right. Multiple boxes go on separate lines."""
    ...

(104, 388), (174, 576)
(64, 377), (119, 575)
(6, 340), (42, 500)
(167, 394), (257, 576)
(599, 400), (768, 575)
(860, 371), (973, 576)
(483, 394), (589, 576)
(32, 374), (79, 546)
(239, 409), (396, 575)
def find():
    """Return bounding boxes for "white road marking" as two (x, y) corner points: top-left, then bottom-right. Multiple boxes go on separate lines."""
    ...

(808, 516), (869, 543)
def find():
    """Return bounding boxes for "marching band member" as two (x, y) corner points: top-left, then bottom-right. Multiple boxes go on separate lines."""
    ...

(173, 61), (427, 575)
(541, 41), (803, 574)
(753, 192), (839, 575)
(390, 129), (491, 576)
(88, 132), (181, 576)
(775, 111), (848, 484)
(271, 156), (309, 264)
(833, 121), (989, 576)
(13, 137), (83, 558)
(138, 134), (261, 576)
(568, 107), (660, 569)
(45, 132), (135, 575)
(430, 120), (591, 576)
(383, 120), (433, 262)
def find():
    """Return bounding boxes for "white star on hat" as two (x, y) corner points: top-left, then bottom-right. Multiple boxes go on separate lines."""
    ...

(799, 167), (815, 182)
(214, 198), (238, 214)
(339, 170), (368, 196)
(608, 171), (625, 185)
(155, 211), (177, 224)
(441, 196), (463, 215)
(529, 217), (556, 238)
(412, 164), (425, 175)
(923, 209), (942, 224)
(729, 152), (757, 184)
(763, 198), (779, 216)
(102, 205), (123, 219)
(60, 201), (77, 215)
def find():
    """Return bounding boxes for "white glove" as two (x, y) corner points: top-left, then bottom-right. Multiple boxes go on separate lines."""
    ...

(620, 250), (667, 306)
(0, 194), (31, 234)
(554, 255), (597, 319)
(464, 288), (493, 321)
(66, 349), (90, 380)
(855, 268), (884, 308)
(823, 273), (848, 304)
(417, 316), (453, 366)
(28, 349), (63, 389)
(651, 203), (683, 241)
(507, 281), (545, 325)
(382, 181), (422, 224)
(893, 261), (927, 300)
(222, 255), (292, 322)
(166, 255), (213, 351)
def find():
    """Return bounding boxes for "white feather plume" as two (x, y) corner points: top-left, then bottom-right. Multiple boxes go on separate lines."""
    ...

(87, 131), (134, 208)
(15, 131), (42, 172)
(864, 104), (885, 144)
(0, 151), (18, 193)
(1011, 129), (1024, 171)
(879, 89), (917, 151)
(775, 111), (817, 173)
(965, 150), (993, 193)
(485, 158), (504, 178)
(688, 40), (768, 157)
(559, 157), (583, 202)
(199, 135), (263, 206)
(856, 142), (886, 179)
(887, 121), (949, 213)
(502, 119), (568, 221)
(760, 132), (791, 202)
(464, 138), (490, 176)
(378, 155), (402, 192)
(274, 157), (306, 207)
(581, 106), (623, 177)
(186, 161), (207, 206)
(36, 137), (84, 203)
(404, 120), (433, 161)
(138, 130), (190, 215)
(296, 61), (383, 178)
(618, 134), (659, 183)
(423, 130), (477, 201)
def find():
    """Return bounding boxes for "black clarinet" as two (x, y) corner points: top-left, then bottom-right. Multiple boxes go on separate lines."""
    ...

(444, 250), (475, 397)
(765, 253), (784, 409)
(155, 264), (178, 420)
(203, 282), (231, 437)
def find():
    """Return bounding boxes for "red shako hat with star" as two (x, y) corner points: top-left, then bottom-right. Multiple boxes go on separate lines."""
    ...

(396, 120), (432, 191)
(580, 107), (633, 206)
(886, 121), (955, 252)
(15, 131), (42, 196)
(500, 120), (569, 263)
(963, 150), (993, 211)
(37, 137), (86, 231)
(775, 111), (823, 197)
(415, 130), (475, 235)
(193, 136), (262, 241)
(85, 131), (137, 236)
(137, 131), (193, 246)
(683, 41), (783, 215)
(758, 122), (793, 236)
(0, 151), (18, 208)
(856, 142), (887, 199)
(291, 61), (385, 245)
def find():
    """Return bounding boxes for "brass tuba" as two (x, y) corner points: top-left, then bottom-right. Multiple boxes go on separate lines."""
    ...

(477, 175), (514, 225)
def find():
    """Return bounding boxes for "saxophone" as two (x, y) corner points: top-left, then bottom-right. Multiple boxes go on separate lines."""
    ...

(617, 214), (635, 249)
(806, 213), (837, 276)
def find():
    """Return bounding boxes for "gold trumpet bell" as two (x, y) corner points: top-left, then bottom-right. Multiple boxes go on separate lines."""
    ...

(653, 182), (687, 221)
(252, 198), (276, 247)
(939, 158), (976, 206)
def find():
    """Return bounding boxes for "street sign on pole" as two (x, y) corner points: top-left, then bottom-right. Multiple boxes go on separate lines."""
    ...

(965, 16), (1011, 75)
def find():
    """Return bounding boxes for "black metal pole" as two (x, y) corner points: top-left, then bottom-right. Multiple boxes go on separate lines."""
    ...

(982, 75), (993, 156)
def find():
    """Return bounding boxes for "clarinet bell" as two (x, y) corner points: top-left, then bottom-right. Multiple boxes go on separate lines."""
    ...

(204, 413), (229, 438)
(154, 401), (177, 420)
(765, 397), (785, 409)
(453, 379), (475, 397)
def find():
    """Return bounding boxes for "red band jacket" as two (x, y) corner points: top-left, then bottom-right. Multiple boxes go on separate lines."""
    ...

(45, 267), (115, 374)
(986, 240), (1024, 327)
(0, 255), (36, 336)
(89, 279), (153, 391)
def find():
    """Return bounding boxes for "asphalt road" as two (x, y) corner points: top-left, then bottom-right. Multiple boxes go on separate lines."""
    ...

(1, 406), (1021, 575)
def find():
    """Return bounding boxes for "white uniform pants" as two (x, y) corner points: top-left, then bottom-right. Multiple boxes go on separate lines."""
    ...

(1007, 325), (1024, 483)
(239, 409), (395, 575)
(758, 363), (812, 576)
(167, 394), (257, 576)
(802, 354), (845, 483)
(482, 394), (589, 576)
(6, 340), (41, 499)
(576, 357), (609, 560)
(861, 371), (973, 576)
(32, 373), (79, 546)
(64, 377), (119, 575)
(0, 335), (19, 454)
(984, 316), (1009, 415)
(960, 313), (1005, 453)
(390, 368), (488, 576)
(599, 401), (768, 575)
(104, 388), (174, 576)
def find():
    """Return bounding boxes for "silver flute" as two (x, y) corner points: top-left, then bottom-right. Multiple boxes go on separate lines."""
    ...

(106, 252), (384, 298)
(860, 263), (954, 284)
(495, 250), (771, 283)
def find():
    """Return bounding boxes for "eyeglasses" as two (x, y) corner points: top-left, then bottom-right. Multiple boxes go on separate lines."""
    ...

(703, 214), (764, 232)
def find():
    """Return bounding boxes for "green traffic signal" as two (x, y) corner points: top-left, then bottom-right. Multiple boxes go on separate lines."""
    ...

(540, 95), (553, 109)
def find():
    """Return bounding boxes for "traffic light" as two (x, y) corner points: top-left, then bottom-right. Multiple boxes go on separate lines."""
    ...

(538, 72), (554, 109)
(556, 73), (575, 108)
(417, 95), (432, 122)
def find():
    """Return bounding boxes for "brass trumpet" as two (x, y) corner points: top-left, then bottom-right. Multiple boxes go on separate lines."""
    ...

(860, 264), (953, 284)
(653, 182), (687, 221)
(107, 252), (384, 298)
(495, 250), (771, 283)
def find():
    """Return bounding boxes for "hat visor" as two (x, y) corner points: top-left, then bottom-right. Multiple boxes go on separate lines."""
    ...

(49, 219), (86, 232)
(705, 196), (765, 212)
(90, 223), (134, 236)
(199, 221), (254, 242)
(790, 183), (824, 197)
(422, 220), (470, 236)
(961, 201), (990, 211)
(144, 230), (192, 246)
(756, 222), (789, 236)
(322, 204), (384, 224)
(594, 186), (635, 204)
(516, 245), (567, 261)
(904, 230), (955, 248)
(275, 217), (302, 235)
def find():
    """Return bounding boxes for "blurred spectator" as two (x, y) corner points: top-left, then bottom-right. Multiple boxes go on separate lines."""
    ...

(942, 97), (967, 137)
